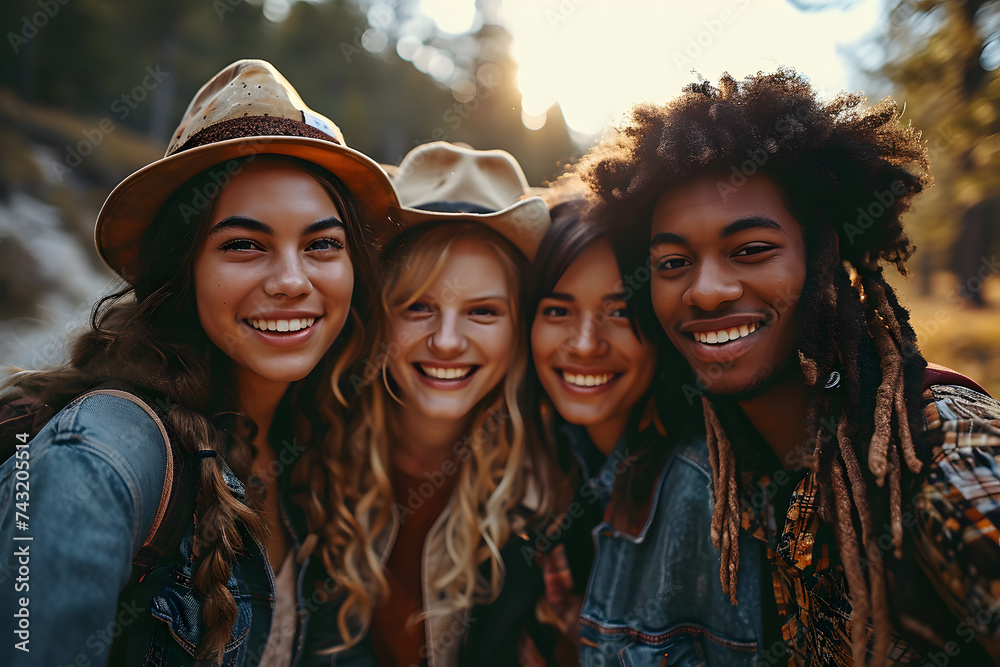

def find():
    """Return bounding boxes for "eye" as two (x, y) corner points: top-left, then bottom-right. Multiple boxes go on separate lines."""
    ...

(541, 305), (569, 317)
(307, 237), (345, 251)
(609, 306), (628, 318)
(407, 302), (431, 313)
(732, 243), (777, 258)
(654, 256), (690, 271)
(469, 306), (498, 318)
(219, 238), (263, 253)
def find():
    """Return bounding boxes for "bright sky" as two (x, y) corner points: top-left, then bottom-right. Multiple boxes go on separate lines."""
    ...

(418, 0), (887, 137)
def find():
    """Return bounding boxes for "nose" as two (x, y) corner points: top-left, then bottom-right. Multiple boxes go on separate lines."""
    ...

(561, 313), (608, 360)
(682, 260), (742, 311)
(428, 309), (468, 357)
(264, 249), (312, 298)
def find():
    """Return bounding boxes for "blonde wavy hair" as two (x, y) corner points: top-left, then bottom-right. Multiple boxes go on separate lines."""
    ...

(317, 222), (544, 649)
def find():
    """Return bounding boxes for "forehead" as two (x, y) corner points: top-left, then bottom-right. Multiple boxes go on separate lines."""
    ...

(650, 173), (798, 237)
(553, 240), (620, 291)
(419, 236), (512, 296)
(210, 160), (339, 221)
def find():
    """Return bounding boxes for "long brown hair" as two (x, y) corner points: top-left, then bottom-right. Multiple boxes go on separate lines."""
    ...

(5, 155), (375, 663)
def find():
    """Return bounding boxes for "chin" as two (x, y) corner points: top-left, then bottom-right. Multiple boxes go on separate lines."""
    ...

(700, 365), (777, 401)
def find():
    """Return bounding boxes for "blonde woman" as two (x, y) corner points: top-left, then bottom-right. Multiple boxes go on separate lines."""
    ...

(306, 143), (558, 666)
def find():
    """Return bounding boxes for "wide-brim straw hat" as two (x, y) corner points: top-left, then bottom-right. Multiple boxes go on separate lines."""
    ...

(95, 59), (400, 282)
(387, 142), (550, 261)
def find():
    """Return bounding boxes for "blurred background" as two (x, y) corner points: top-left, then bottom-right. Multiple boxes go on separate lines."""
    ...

(1, 0), (997, 394)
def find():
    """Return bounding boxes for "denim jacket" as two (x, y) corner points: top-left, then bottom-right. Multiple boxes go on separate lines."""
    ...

(579, 435), (767, 666)
(0, 390), (313, 666)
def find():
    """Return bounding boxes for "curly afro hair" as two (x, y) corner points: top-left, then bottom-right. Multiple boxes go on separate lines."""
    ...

(580, 69), (937, 665)
(582, 68), (929, 272)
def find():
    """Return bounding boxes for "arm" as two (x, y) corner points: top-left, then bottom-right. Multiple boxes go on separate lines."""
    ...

(0, 393), (167, 667)
(909, 385), (1000, 663)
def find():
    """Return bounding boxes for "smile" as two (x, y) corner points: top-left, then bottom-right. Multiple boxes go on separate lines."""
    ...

(691, 322), (759, 345)
(249, 317), (316, 332)
(560, 371), (615, 387)
(416, 364), (476, 380)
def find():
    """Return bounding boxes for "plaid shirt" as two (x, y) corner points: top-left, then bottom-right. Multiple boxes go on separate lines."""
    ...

(739, 384), (1000, 666)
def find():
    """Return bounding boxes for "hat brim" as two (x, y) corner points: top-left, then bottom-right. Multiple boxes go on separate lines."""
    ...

(387, 197), (549, 262)
(96, 135), (401, 281)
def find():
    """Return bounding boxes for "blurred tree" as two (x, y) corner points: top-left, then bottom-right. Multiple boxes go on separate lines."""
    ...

(871, 0), (1000, 305)
(786, 0), (1000, 305)
(2, 0), (575, 181)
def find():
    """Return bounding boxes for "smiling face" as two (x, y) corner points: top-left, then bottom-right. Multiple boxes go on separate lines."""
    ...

(649, 173), (807, 397)
(532, 240), (656, 439)
(386, 237), (516, 423)
(193, 160), (354, 393)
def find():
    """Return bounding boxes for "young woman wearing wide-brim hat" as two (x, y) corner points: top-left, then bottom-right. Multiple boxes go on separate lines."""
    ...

(0, 59), (398, 667)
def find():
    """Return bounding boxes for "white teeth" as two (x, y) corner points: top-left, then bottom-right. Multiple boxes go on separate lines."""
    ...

(250, 317), (315, 332)
(694, 322), (759, 345)
(562, 371), (614, 387)
(421, 365), (472, 379)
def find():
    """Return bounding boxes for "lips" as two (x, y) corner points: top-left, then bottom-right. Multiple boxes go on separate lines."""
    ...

(690, 321), (759, 345)
(417, 364), (475, 380)
(560, 370), (615, 387)
(248, 317), (316, 332)
(412, 363), (481, 389)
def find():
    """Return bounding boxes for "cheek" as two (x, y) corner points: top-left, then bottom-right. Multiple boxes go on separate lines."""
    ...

(650, 280), (680, 328)
(530, 323), (558, 365)
(485, 323), (516, 371)
(193, 266), (223, 339)
(317, 264), (355, 310)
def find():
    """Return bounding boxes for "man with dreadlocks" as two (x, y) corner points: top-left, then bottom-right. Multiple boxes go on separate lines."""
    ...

(576, 69), (1000, 666)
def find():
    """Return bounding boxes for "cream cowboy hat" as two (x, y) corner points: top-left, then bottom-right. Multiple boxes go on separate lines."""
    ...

(95, 59), (401, 282)
(387, 142), (550, 261)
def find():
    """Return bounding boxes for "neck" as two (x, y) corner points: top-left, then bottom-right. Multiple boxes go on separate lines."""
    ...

(585, 414), (628, 457)
(736, 369), (811, 471)
(235, 370), (289, 452)
(390, 404), (471, 477)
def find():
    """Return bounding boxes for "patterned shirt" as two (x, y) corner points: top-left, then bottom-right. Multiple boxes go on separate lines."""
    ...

(739, 384), (1000, 666)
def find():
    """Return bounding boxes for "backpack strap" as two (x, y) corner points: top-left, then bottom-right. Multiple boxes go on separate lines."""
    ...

(922, 362), (992, 398)
(72, 388), (187, 563)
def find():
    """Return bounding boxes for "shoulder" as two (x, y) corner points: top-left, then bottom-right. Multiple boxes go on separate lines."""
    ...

(921, 383), (1000, 443)
(47, 389), (169, 447)
(915, 384), (1000, 526)
(671, 436), (713, 482)
(18, 390), (171, 506)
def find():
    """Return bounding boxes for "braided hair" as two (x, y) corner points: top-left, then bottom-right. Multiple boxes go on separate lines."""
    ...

(5, 155), (372, 663)
(580, 69), (931, 665)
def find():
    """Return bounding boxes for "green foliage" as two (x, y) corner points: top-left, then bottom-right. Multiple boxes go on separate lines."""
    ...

(1, 0), (576, 180)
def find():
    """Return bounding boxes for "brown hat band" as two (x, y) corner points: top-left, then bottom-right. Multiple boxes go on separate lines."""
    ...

(170, 115), (340, 156)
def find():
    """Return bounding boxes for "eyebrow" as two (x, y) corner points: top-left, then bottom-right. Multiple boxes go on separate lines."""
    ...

(650, 216), (785, 246)
(466, 294), (509, 302)
(207, 215), (343, 236)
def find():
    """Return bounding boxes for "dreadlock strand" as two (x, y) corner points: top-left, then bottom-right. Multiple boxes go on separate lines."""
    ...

(867, 322), (902, 486)
(702, 397), (740, 604)
(702, 396), (725, 549)
(888, 441), (904, 560)
(894, 388), (923, 474)
(831, 460), (872, 666)
(862, 274), (904, 343)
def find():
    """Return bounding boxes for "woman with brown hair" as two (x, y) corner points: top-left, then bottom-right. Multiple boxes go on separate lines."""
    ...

(0, 60), (397, 666)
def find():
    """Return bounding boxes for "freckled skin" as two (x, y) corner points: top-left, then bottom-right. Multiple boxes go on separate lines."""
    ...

(193, 161), (354, 394)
